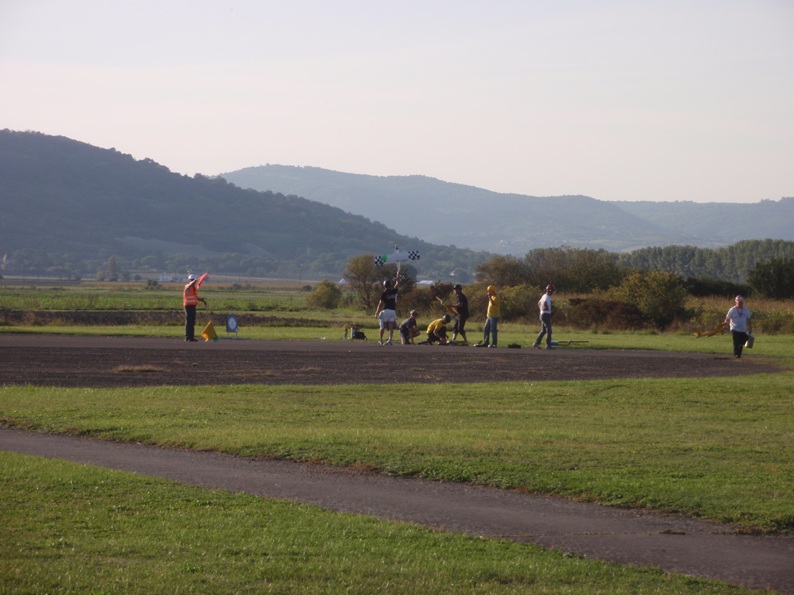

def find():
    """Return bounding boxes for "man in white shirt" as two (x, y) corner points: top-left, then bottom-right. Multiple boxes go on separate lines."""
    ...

(533, 284), (555, 350)
(723, 295), (753, 359)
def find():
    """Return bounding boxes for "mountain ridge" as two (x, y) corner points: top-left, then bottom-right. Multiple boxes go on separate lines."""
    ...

(220, 164), (792, 254)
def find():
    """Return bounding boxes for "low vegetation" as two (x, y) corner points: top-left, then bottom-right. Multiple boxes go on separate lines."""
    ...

(1, 275), (793, 337)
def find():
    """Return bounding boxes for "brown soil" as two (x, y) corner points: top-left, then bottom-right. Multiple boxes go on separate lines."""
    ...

(1, 333), (792, 592)
(0, 333), (780, 388)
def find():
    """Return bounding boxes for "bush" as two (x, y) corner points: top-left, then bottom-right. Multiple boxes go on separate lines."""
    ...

(306, 280), (342, 310)
(610, 271), (688, 330)
(566, 298), (646, 330)
(500, 284), (540, 323)
(754, 310), (794, 335)
(396, 285), (471, 323)
(683, 276), (751, 298)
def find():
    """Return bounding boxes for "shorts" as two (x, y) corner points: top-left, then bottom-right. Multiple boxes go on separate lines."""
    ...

(379, 309), (397, 328)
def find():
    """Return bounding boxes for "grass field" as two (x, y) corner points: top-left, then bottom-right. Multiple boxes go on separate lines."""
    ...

(1, 453), (749, 594)
(2, 375), (792, 533)
(1, 281), (792, 592)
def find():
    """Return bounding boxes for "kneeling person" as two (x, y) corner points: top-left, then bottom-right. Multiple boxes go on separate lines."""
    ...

(426, 314), (451, 345)
(399, 310), (421, 344)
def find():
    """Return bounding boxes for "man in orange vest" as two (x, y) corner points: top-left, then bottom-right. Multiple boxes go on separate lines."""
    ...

(183, 274), (207, 342)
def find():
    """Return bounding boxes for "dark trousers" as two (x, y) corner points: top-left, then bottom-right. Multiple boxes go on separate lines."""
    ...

(535, 312), (552, 347)
(732, 330), (748, 358)
(453, 315), (468, 338)
(185, 305), (197, 340)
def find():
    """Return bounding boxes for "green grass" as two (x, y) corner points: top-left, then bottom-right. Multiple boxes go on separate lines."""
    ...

(0, 452), (753, 594)
(0, 281), (313, 312)
(2, 282), (792, 590)
(2, 375), (792, 533)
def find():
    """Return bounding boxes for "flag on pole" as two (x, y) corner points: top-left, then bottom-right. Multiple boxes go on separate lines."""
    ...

(197, 272), (209, 288)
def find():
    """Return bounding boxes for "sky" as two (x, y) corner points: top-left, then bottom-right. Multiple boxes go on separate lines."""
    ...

(2, 0), (792, 203)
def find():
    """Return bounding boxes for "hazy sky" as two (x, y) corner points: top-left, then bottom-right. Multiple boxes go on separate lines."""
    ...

(2, 1), (792, 202)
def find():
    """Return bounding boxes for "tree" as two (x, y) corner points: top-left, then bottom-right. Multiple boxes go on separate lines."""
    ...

(306, 280), (343, 309)
(748, 258), (794, 299)
(561, 248), (623, 292)
(475, 255), (528, 288)
(343, 254), (382, 310)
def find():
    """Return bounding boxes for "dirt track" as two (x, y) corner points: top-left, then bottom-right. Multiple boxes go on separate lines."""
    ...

(0, 333), (780, 388)
(1, 334), (792, 592)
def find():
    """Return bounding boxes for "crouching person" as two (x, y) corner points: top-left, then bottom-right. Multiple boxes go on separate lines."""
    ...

(399, 310), (421, 345)
(426, 314), (451, 345)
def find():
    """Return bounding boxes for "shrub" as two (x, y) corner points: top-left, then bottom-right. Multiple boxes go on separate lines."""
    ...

(500, 284), (540, 323)
(306, 280), (342, 310)
(397, 286), (449, 321)
(566, 298), (645, 330)
(683, 276), (751, 298)
(610, 271), (688, 330)
(754, 310), (794, 335)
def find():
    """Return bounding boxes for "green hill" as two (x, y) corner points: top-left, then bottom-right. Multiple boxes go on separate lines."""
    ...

(0, 130), (487, 279)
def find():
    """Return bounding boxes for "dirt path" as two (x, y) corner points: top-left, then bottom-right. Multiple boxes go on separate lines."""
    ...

(1, 334), (792, 592)
(0, 333), (780, 387)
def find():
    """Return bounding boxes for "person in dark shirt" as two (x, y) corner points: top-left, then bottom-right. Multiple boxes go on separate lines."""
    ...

(374, 278), (399, 345)
(399, 309), (420, 344)
(449, 283), (469, 344)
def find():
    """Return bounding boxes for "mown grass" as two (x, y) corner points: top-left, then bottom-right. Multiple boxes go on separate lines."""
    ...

(2, 375), (792, 533)
(1, 453), (749, 594)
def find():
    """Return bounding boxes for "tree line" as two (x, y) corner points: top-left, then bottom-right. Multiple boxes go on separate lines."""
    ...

(328, 243), (793, 333)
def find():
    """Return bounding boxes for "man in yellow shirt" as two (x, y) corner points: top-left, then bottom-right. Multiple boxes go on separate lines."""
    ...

(475, 285), (500, 348)
(425, 314), (451, 344)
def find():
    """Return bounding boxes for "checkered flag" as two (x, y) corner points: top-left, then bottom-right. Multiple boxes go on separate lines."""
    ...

(374, 255), (386, 266)
(408, 250), (420, 261)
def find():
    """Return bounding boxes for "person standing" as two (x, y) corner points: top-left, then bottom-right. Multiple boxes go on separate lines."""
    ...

(533, 284), (555, 350)
(449, 283), (470, 344)
(399, 309), (421, 345)
(723, 295), (753, 358)
(374, 278), (399, 345)
(183, 274), (207, 342)
(475, 285), (500, 348)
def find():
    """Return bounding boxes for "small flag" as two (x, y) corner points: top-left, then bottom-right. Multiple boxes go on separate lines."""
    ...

(197, 272), (209, 288)
(201, 321), (218, 342)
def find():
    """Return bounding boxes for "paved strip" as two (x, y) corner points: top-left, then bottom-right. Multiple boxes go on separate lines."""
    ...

(2, 428), (792, 592)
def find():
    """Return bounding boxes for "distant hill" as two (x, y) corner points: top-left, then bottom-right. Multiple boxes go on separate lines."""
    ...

(609, 200), (794, 246)
(0, 130), (487, 279)
(220, 165), (794, 254)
